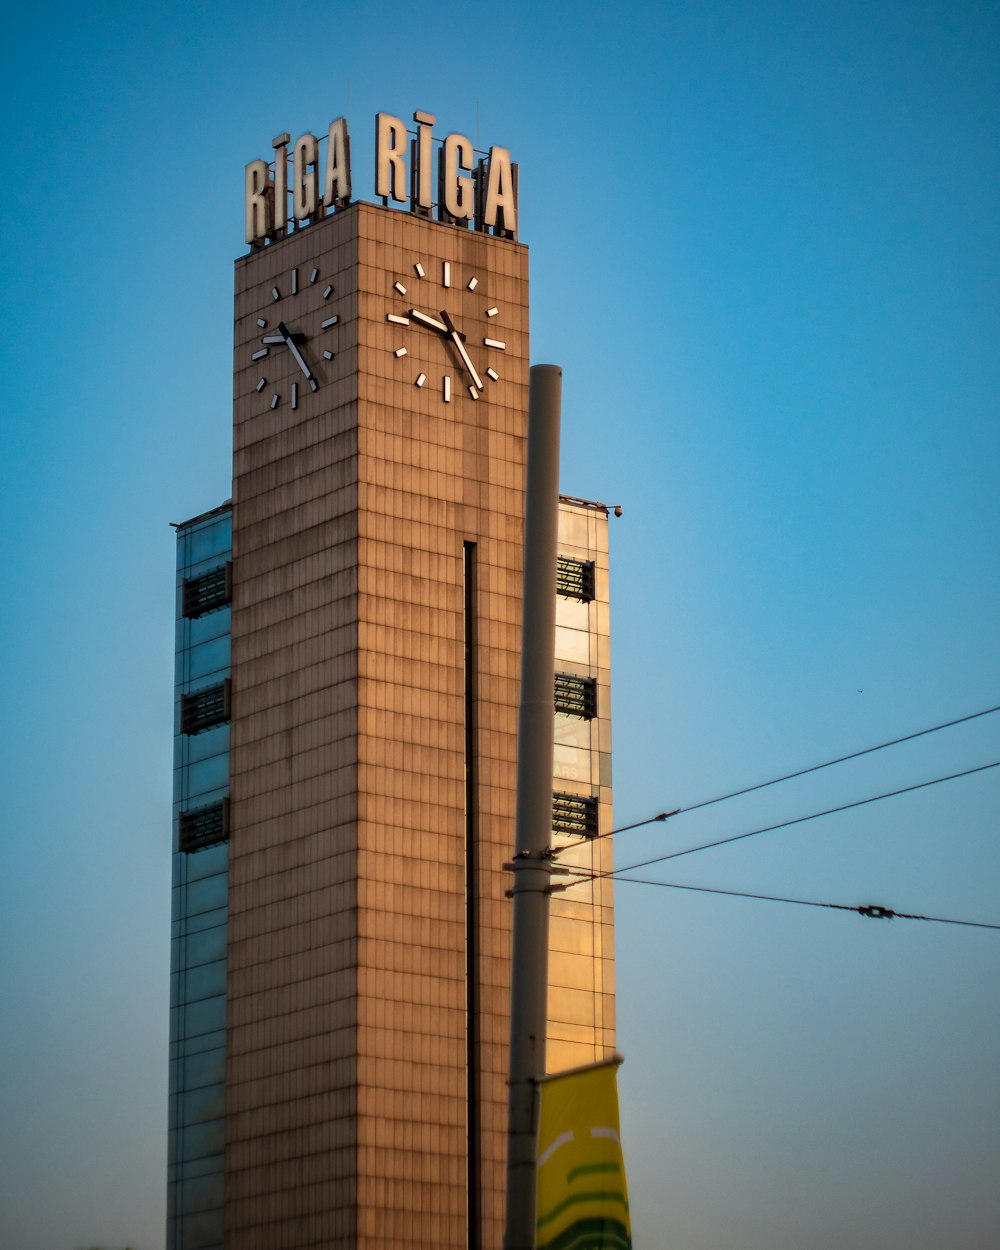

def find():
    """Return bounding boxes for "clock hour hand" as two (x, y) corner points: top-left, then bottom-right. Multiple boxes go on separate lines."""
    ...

(261, 333), (305, 345)
(409, 309), (449, 335)
(441, 311), (483, 391)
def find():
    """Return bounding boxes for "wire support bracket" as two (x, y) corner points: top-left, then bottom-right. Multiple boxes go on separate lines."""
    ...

(857, 904), (895, 920)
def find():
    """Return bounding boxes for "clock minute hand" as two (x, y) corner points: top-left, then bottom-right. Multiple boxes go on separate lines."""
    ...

(277, 321), (317, 387)
(441, 311), (483, 391)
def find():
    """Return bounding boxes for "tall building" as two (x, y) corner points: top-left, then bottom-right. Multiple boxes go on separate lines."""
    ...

(169, 183), (615, 1250)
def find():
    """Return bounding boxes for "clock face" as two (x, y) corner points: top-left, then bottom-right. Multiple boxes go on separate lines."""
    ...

(249, 265), (341, 410)
(386, 258), (506, 404)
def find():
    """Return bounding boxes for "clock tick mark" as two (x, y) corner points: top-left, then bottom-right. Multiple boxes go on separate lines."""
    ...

(394, 281), (407, 296)
(323, 350), (334, 361)
(256, 378), (267, 391)
(486, 307), (499, 317)
(270, 393), (279, 409)
(310, 268), (320, 284)
(323, 285), (333, 299)
(271, 287), (281, 301)
(321, 316), (339, 329)
(442, 262), (451, 288)
(487, 368), (499, 381)
(257, 318), (267, 328)
(414, 263), (425, 278)
(467, 277), (478, 291)
(394, 347), (407, 358)
(415, 373), (427, 388)
(291, 268), (298, 295)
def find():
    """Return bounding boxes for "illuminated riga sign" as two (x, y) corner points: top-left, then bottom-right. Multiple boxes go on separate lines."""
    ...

(245, 110), (517, 247)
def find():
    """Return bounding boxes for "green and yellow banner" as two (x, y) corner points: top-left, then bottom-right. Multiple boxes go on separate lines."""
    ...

(535, 1056), (631, 1250)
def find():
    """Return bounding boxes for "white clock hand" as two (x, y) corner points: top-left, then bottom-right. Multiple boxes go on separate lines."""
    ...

(441, 311), (483, 391)
(409, 309), (449, 335)
(262, 330), (306, 345)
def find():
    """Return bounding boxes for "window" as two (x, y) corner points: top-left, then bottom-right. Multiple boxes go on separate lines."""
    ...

(181, 679), (231, 735)
(182, 562), (232, 618)
(552, 791), (599, 838)
(179, 798), (230, 853)
(556, 556), (595, 602)
(554, 672), (597, 719)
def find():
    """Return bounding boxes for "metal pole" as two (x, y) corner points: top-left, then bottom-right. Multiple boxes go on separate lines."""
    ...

(503, 364), (562, 1250)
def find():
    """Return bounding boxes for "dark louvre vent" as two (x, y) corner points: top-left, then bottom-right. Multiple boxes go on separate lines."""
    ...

(556, 556), (595, 602)
(179, 797), (229, 853)
(552, 792), (599, 839)
(554, 672), (597, 719)
(181, 679), (231, 735)
(183, 562), (232, 618)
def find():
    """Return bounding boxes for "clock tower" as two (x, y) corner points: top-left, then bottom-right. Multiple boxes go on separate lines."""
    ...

(227, 201), (529, 1248)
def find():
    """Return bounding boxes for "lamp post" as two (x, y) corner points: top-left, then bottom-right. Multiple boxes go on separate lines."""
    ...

(503, 364), (562, 1250)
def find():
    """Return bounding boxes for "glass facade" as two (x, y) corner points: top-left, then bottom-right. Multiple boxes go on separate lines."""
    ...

(165, 495), (613, 1243)
(546, 499), (616, 1073)
(168, 504), (232, 1250)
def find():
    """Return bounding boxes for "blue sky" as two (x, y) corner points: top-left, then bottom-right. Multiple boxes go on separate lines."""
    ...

(2, 2), (998, 1247)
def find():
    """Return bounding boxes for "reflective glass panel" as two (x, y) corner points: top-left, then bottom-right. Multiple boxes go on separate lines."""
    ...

(177, 1046), (225, 1092)
(188, 606), (231, 647)
(178, 1119), (225, 1162)
(553, 743), (592, 784)
(180, 924), (227, 966)
(182, 872), (227, 916)
(177, 1170), (224, 1216)
(186, 518), (232, 565)
(179, 1154), (225, 1181)
(178, 723), (230, 767)
(554, 625), (591, 665)
(174, 1027), (227, 1057)
(555, 596), (590, 631)
(178, 842), (228, 884)
(185, 637), (230, 682)
(180, 1083), (226, 1127)
(554, 717), (592, 749)
(174, 905), (227, 938)
(186, 754), (229, 797)
(179, 959), (226, 1004)
(557, 510), (589, 547)
(179, 1207), (223, 1250)
(179, 994), (226, 1039)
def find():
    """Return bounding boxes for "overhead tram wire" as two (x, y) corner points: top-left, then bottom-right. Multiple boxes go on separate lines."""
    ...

(564, 760), (1000, 881)
(557, 702), (1000, 850)
(550, 871), (1000, 932)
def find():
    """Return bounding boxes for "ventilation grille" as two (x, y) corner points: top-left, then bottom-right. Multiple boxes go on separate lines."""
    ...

(182, 562), (232, 618)
(556, 556), (595, 602)
(552, 791), (599, 839)
(179, 798), (229, 854)
(180, 679), (231, 735)
(554, 672), (597, 719)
